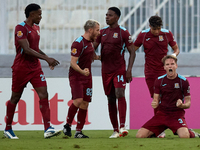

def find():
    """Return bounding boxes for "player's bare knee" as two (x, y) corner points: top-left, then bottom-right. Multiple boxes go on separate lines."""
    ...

(136, 132), (146, 138)
(107, 95), (116, 104)
(80, 101), (89, 109)
(10, 98), (20, 104)
(38, 92), (48, 100)
(179, 132), (190, 138)
(73, 98), (84, 107)
(115, 88), (124, 98)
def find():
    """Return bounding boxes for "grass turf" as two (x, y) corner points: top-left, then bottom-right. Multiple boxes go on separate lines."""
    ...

(1, 129), (200, 150)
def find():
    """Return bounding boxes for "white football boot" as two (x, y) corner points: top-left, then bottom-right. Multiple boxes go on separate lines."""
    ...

(109, 131), (120, 138)
(119, 127), (129, 137)
(157, 131), (166, 138)
(44, 126), (62, 138)
(4, 129), (19, 139)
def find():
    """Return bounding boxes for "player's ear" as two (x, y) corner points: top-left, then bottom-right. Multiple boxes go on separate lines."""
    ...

(88, 28), (93, 33)
(29, 11), (35, 18)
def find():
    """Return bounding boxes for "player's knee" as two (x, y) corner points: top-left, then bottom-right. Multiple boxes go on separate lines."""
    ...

(79, 101), (89, 109)
(115, 88), (124, 98)
(179, 132), (190, 138)
(37, 92), (48, 100)
(136, 132), (146, 138)
(107, 95), (116, 104)
(73, 98), (83, 107)
(10, 92), (22, 104)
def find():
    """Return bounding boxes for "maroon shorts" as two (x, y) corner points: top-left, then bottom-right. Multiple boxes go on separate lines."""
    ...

(12, 68), (47, 93)
(142, 111), (188, 136)
(145, 71), (166, 98)
(69, 77), (92, 102)
(102, 70), (126, 96)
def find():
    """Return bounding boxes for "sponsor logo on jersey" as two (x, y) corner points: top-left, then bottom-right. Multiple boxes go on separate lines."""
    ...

(113, 33), (118, 38)
(174, 83), (180, 88)
(17, 31), (23, 38)
(37, 30), (40, 36)
(159, 35), (164, 41)
(103, 34), (107, 36)
(71, 48), (77, 55)
(146, 38), (151, 41)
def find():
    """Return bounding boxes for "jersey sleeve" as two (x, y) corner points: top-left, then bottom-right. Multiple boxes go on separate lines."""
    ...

(15, 25), (28, 41)
(167, 31), (177, 47)
(122, 30), (133, 47)
(71, 41), (83, 57)
(133, 32), (144, 47)
(182, 79), (190, 97)
(154, 78), (161, 94)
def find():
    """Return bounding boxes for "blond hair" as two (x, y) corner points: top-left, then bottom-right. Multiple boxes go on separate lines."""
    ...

(84, 19), (100, 31)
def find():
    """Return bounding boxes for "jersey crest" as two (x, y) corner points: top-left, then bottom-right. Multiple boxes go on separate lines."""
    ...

(159, 35), (164, 41)
(113, 33), (118, 38)
(17, 31), (23, 38)
(71, 48), (77, 55)
(174, 83), (180, 88)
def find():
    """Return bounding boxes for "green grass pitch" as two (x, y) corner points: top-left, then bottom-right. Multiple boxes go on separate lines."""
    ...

(1, 129), (200, 150)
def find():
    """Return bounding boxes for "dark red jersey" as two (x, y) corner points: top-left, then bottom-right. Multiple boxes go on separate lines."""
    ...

(12, 21), (41, 71)
(154, 74), (190, 113)
(134, 28), (177, 75)
(96, 25), (133, 73)
(69, 36), (94, 80)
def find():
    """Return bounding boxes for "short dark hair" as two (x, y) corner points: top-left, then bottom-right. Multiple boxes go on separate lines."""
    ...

(108, 7), (121, 17)
(149, 15), (163, 28)
(162, 55), (177, 65)
(25, 3), (41, 18)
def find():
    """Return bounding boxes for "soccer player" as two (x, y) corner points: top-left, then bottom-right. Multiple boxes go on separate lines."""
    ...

(136, 55), (200, 138)
(93, 7), (135, 138)
(133, 16), (180, 137)
(4, 3), (61, 139)
(133, 15), (179, 102)
(63, 19), (100, 138)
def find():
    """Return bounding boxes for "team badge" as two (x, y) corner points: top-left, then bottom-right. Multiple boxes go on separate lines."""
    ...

(71, 48), (77, 55)
(174, 83), (180, 88)
(17, 31), (23, 38)
(37, 30), (40, 36)
(113, 33), (118, 38)
(159, 35), (164, 41)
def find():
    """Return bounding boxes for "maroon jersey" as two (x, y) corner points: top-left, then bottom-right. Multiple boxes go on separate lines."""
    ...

(96, 25), (133, 73)
(134, 28), (177, 75)
(12, 21), (41, 71)
(154, 74), (190, 113)
(69, 36), (94, 80)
